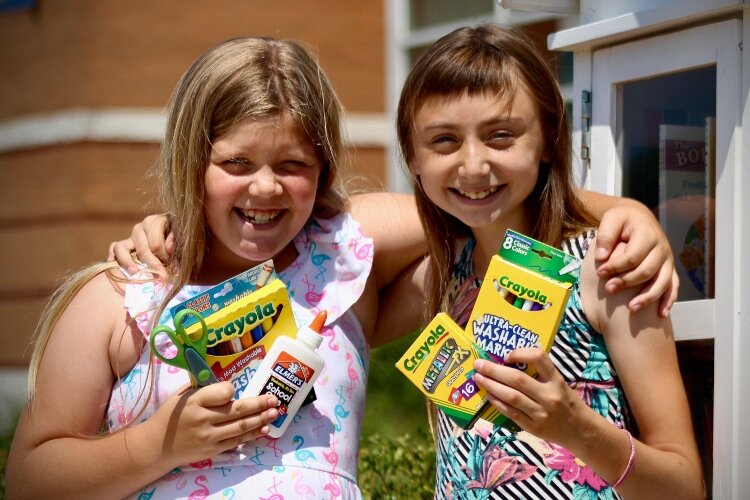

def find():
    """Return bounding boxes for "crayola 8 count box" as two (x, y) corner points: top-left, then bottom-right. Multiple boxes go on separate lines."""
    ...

(469, 230), (576, 423)
(469, 230), (575, 365)
(396, 313), (492, 429)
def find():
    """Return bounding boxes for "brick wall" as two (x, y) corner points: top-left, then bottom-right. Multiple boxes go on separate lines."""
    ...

(0, 0), (387, 367)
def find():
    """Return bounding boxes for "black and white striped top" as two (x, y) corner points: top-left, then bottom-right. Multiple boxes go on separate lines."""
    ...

(435, 232), (630, 500)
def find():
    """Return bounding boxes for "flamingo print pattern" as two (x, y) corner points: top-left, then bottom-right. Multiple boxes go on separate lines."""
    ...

(112, 214), (372, 499)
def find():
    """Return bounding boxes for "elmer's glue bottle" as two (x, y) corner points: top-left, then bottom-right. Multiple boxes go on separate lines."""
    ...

(243, 310), (327, 438)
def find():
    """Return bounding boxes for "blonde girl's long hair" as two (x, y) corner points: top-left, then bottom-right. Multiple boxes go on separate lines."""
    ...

(161, 36), (348, 305)
(396, 24), (598, 318)
(26, 37), (349, 401)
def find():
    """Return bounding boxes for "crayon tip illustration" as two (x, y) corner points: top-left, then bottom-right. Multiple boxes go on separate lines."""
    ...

(559, 259), (581, 276)
(261, 303), (284, 334)
(255, 261), (274, 290)
(309, 310), (328, 333)
(492, 279), (509, 298)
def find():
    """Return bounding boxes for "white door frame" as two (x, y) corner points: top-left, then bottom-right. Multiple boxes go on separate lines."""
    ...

(590, 20), (743, 498)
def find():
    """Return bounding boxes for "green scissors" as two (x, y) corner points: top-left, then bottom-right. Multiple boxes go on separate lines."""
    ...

(150, 308), (218, 387)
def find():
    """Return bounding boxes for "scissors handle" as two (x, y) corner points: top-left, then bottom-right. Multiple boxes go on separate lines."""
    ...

(173, 309), (210, 352)
(149, 324), (186, 367)
(149, 308), (216, 387)
(184, 348), (219, 386)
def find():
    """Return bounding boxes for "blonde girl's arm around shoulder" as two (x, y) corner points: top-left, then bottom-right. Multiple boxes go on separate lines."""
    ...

(6, 268), (279, 500)
(579, 237), (704, 499)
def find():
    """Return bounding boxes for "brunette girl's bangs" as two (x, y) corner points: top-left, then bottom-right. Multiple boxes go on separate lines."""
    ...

(415, 42), (520, 109)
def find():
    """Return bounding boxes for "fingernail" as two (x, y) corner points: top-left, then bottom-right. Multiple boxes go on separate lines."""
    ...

(606, 283), (618, 293)
(474, 360), (485, 370)
(596, 247), (609, 259)
(259, 425), (270, 434)
(631, 302), (641, 312)
(472, 373), (484, 384)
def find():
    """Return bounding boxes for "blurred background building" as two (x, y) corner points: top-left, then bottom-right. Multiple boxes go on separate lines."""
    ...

(0, 0), (567, 399)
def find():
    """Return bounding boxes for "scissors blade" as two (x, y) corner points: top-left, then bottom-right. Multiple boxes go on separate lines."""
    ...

(184, 347), (218, 387)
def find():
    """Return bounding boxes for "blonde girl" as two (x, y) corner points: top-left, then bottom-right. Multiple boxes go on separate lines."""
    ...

(6, 36), (425, 499)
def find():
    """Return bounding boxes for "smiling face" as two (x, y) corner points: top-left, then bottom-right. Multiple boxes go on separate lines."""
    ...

(410, 87), (548, 242)
(203, 113), (321, 277)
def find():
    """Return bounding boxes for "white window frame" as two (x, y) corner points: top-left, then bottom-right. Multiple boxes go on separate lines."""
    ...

(588, 20), (744, 498)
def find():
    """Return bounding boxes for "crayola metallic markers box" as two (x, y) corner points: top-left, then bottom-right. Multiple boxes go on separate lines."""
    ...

(467, 230), (575, 376)
(396, 313), (493, 429)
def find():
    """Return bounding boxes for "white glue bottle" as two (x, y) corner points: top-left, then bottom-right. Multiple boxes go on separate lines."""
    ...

(243, 310), (327, 438)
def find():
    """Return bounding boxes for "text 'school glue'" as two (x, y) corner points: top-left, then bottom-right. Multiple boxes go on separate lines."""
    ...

(239, 310), (327, 438)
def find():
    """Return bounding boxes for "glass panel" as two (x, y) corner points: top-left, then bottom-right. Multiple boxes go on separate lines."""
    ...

(556, 51), (573, 86)
(620, 66), (716, 301)
(409, 0), (493, 29)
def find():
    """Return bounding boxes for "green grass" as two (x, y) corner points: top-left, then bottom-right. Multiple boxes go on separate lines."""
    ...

(362, 331), (430, 438)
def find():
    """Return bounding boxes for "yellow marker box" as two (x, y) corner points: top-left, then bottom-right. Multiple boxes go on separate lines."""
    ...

(182, 279), (297, 397)
(396, 313), (491, 429)
(466, 230), (575, 423)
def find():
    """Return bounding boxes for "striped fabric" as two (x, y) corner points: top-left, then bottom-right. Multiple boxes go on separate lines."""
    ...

(434, 232), (630, 500)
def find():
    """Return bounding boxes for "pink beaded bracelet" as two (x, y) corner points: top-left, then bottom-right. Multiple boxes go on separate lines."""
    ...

(612, 428), (635, 489)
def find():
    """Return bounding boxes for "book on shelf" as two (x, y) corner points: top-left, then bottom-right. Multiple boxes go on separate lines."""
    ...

(657, 120), (715, 301)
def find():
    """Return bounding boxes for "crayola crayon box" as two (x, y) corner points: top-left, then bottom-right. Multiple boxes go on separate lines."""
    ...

(170, 261), (300, 400)
(396, 313), (493, 429)
(470, 230), (575, 370)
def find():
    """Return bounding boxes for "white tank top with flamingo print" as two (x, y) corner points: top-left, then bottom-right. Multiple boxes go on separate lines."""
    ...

(108, 212), (373, 499)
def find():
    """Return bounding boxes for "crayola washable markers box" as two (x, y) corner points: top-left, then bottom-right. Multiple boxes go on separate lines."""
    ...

(468, 229), (576, 422)
(174, 276), (298, 400)
(170, 259), (276, 324)
(396, 313), (493, 429)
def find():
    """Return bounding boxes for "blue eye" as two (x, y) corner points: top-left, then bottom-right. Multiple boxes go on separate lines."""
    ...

(490, 130), (512, 140)
(432, 135), (454, 144)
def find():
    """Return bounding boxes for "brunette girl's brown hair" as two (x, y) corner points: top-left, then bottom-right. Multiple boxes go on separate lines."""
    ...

(397, 24), (597, 317)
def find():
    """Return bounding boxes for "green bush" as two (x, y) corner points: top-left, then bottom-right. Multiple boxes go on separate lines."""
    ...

(358, 430), (436, 499)
(0, 420), (16, 500)
(358, 331), (436, 497)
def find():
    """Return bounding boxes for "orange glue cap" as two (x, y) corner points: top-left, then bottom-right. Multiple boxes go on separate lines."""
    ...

(309, 310), (328, 333)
